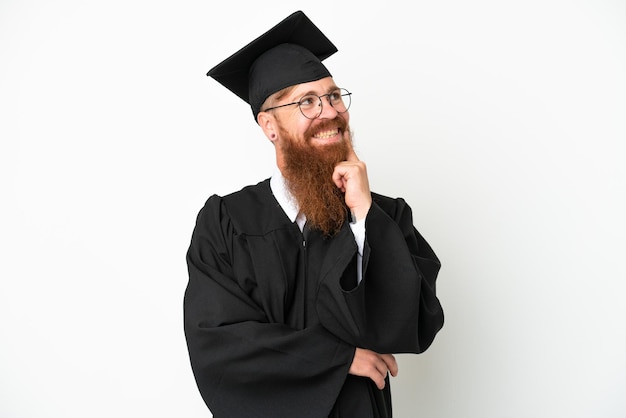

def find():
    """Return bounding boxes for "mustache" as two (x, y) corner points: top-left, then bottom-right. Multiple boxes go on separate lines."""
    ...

(304, 115), (348, 140)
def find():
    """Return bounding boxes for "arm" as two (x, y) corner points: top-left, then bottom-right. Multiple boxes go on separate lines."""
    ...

(322, 143), (444, 355)
(316, 197), (444, 354)
(184, 196), (355, 418)
(360, 196), (444, 353)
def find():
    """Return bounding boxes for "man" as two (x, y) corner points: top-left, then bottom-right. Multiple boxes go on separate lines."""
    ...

(184, 10), (444, 418)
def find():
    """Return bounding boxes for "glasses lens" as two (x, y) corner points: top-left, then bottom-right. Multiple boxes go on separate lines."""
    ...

(298, 95), (321, 119)
(297, 89), (352, 119)
(333, 88), (351, 113)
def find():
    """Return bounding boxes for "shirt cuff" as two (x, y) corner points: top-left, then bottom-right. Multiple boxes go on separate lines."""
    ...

(349, 217), (366, 257)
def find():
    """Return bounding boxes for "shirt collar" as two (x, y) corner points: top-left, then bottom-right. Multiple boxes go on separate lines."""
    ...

(270, 168), (300, 223)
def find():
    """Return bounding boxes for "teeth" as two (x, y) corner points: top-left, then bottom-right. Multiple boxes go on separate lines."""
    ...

(314, 129), (338, 139)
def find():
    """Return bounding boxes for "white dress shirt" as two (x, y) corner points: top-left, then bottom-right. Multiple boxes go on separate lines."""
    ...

(270, 169), (365, 283)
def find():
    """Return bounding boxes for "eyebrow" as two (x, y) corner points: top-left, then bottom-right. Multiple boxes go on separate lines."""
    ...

(293, 86), (340, 100)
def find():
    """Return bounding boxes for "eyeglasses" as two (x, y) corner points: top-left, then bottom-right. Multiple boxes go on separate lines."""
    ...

(262, 88), (352, 119)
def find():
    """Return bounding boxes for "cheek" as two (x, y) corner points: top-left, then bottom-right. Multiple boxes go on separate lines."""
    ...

(296, 120), (315, 141)
(284, 114), (310, 138)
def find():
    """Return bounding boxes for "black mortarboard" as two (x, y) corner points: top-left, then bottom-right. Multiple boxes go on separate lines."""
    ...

(206, 10), (338, 121)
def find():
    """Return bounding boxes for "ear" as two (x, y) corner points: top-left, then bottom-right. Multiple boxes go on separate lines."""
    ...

(257, 112), (278, 143)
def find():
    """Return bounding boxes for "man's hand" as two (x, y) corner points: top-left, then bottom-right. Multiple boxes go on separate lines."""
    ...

(349, 348), (398, 390)
(332, 138), (372, 221)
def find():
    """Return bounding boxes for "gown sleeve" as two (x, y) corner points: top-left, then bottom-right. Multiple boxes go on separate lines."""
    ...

(184, 195), (355, 418)
(316, 194), (444, 354)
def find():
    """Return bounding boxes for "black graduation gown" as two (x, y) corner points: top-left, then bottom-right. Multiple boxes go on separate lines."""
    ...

(184, 179), (444, 418)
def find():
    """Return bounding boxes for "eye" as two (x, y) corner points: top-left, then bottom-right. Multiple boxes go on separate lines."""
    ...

(329, 91), (342, 102)
(299, 95), (317, 108)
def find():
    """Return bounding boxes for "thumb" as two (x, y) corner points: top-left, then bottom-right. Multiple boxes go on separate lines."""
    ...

(344, 132), (359, 162)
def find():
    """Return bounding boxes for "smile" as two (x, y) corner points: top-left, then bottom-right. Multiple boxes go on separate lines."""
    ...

(313, 129), (340, 139)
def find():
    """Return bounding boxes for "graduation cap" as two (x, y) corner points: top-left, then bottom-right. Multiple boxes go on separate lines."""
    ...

(207, 10), (338, 121)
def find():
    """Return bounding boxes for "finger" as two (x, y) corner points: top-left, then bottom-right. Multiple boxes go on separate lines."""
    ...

(346, 146), (359, 162)
(381, 354), (398, 377)
(331, 166), (346, 191)
(370, 360), (387, 390)
(373, 374), (386, 390)
(332, 162), (357, 190)
(343, 133), (359, 162)
(350, 349), (388, 390)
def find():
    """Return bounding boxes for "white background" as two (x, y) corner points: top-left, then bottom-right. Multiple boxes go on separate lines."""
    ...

(1, 1), (625, 417)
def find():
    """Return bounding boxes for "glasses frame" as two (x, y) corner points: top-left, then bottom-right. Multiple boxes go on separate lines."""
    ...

(262, 88), (352, 119)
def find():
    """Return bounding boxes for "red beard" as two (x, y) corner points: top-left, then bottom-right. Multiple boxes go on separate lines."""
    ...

(279, 118), (352, 236)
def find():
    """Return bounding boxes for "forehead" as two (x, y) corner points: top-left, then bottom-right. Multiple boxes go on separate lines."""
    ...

(289, 77), (338, 98)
